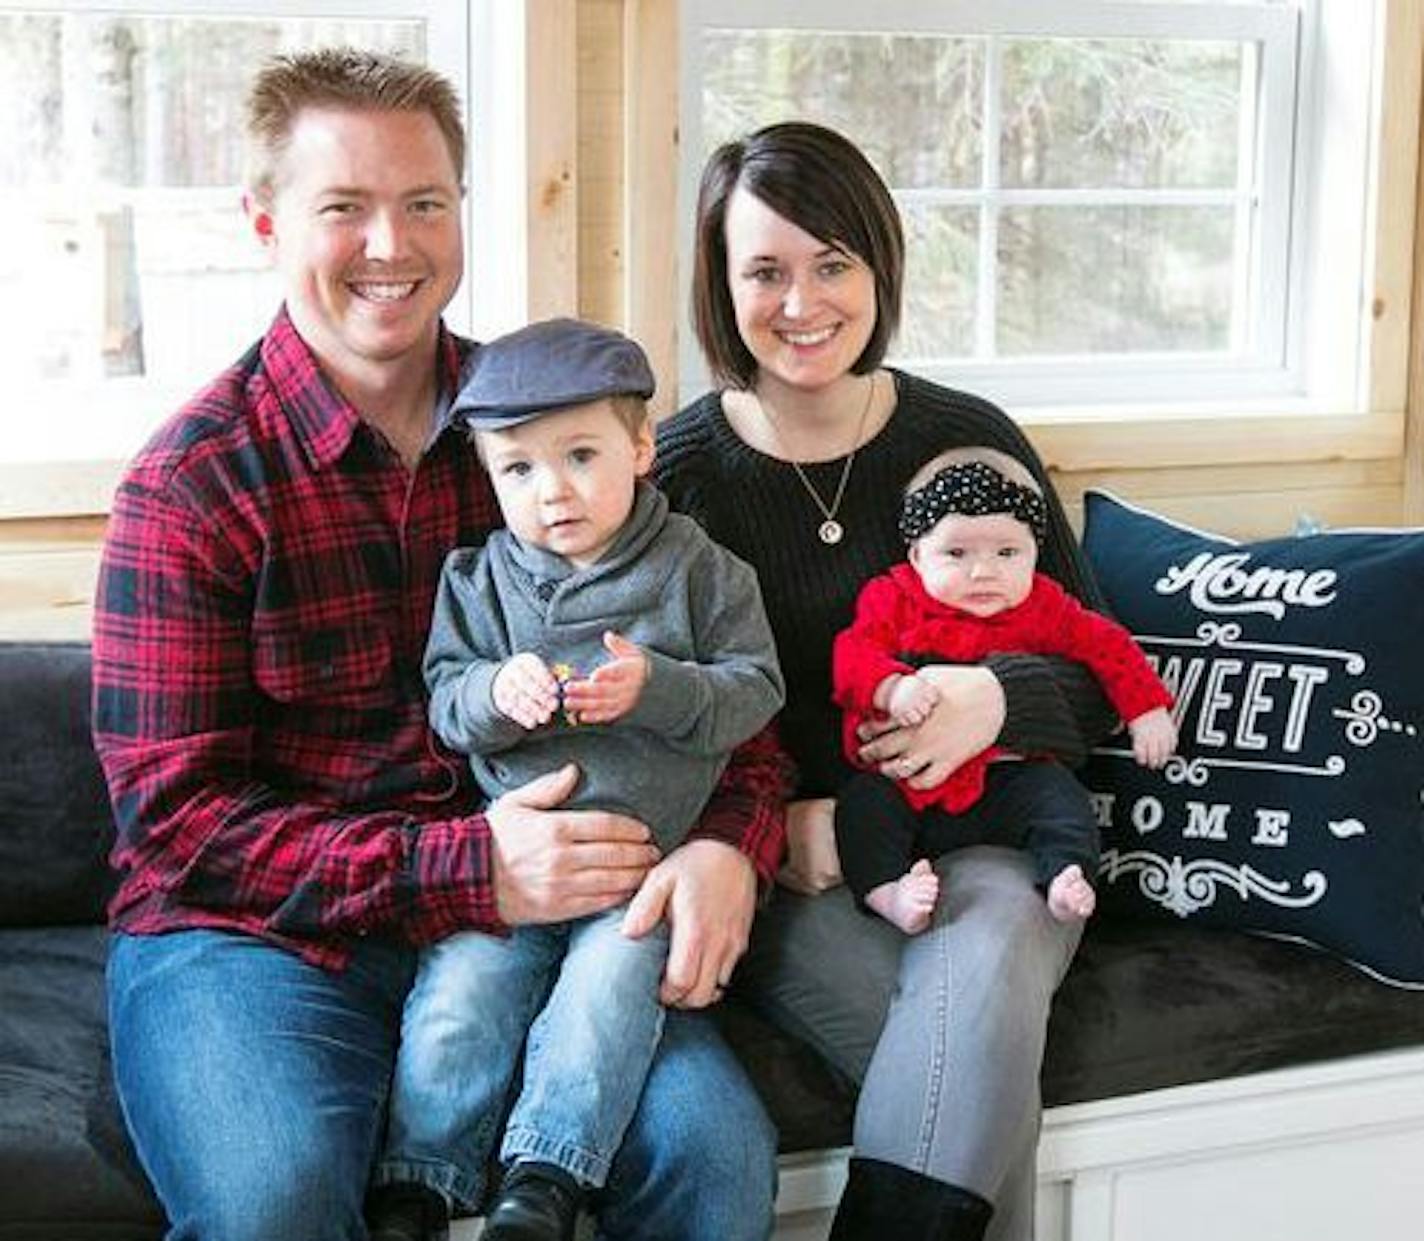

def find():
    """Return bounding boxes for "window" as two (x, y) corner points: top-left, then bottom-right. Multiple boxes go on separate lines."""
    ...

(679, 1), (1382, 415)
(0, 0), (480, 514)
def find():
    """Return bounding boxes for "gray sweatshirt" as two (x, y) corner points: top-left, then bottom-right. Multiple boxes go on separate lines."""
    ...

(424, 484), (785, 849)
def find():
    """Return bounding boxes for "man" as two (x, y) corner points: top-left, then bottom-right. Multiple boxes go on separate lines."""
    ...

(93, 48), (783, 1241)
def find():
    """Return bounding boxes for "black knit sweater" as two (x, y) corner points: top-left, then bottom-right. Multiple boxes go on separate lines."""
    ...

(655, 370), (1114, 798)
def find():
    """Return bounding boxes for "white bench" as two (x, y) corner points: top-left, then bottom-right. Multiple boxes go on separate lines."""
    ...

(770, 1046), (1424, 1240)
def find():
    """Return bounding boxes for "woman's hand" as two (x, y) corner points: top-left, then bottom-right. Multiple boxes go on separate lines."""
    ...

(777, 798), (842, 894)
(856, 664), (1005, 789)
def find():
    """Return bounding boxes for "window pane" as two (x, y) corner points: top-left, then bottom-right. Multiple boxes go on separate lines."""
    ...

(997, 205), (1235, 353)
(899, 203), (977, 358)
(2, 14), (424, 387)
(701, 30), (982, 188)
(1000, 38), (1245, 189)
(694, 16), (1272, 382)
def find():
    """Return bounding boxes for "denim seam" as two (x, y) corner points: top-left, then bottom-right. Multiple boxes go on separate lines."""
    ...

(501, 1125), (613, 1189)
(912, 923), (952, 1170)
(371, 1155), (481, 1213)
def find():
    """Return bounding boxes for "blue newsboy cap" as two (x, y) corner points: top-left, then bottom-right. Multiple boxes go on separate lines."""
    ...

(453, 317), (656, 429)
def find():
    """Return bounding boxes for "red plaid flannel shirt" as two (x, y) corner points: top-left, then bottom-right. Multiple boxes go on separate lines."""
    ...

(92, 309), (789, 971)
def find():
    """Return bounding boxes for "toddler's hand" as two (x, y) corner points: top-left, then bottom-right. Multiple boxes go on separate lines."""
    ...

(562, 631), (649, 724)
(493, 652), (560, 729)
(886, 673), (940, 727)
(1130, 707), (1177, 769)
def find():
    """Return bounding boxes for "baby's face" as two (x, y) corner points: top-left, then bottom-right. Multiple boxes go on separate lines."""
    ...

(478, 398), (652, 567)
(908, 511), (1038, 617)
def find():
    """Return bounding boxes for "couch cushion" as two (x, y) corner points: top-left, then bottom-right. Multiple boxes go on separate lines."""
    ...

(1044, 918), (1424, 1107)
(0, 925), (163, 1238)
(720, 917), (1424, 1153)
(714, 1001), (855, 1154)
(0, 643), (116, 927)
(5, 924), (1420, 1219)
(1079, 491), (1424, 985)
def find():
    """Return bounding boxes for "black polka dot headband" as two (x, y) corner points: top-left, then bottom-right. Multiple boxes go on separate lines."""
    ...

(899, 460), (1048, 545)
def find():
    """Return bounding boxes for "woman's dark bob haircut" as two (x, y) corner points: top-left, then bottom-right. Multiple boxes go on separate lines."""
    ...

(691, 121), (905, 390)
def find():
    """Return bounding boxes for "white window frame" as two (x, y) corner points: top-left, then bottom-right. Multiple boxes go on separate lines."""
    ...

(677, 0), (1385, 421)
(0, 0), (541, 517)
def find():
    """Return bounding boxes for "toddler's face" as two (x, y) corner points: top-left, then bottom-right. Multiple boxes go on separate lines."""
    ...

(908, 511), (1038, 617)
(478, 398), (652, 568)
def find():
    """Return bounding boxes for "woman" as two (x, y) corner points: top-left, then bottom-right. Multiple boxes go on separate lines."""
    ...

(655, 122), (1114, 1241)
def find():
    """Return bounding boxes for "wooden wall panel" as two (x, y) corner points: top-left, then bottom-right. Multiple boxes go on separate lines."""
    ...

(1049, 459), (1407, 540)
(577, 0), (625, 329)
(4, 458), (1405, 643)
(0, 518), (105, 641)
(525, 0), (580, 320)
(1368, 0), (1424, 417)
(619, 0), (679, 418)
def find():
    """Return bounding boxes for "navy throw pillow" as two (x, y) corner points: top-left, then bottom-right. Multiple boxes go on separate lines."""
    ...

(1080, 490), (1424, 986)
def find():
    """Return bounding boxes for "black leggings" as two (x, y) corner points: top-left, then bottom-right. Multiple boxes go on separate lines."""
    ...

(834, 761), (1100, 902)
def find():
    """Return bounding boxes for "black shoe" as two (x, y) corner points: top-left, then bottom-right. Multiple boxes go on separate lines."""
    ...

(829, 1157), (992, 1241)
(481, 1161), (582, 1241)
(366, 1181), (449, 1241)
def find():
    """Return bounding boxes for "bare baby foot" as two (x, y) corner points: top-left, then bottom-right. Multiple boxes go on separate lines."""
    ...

(1047, 864), (1096, 923)
(865, 859), (940, 935)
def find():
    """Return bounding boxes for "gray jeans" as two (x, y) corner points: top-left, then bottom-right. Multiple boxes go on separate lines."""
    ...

(736, 845), (1081, 1241)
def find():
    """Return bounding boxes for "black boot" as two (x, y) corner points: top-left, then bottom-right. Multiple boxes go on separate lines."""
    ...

(829, 1157), (992, 1241)
(365, 1181), (449, 1241)
(481, 1160), (582, 1241)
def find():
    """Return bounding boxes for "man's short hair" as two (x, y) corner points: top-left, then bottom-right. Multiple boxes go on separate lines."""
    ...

(245, 47), (465, 201)
(691, 121), (905, 390)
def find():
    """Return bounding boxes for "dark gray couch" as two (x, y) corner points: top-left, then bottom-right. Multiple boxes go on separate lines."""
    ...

(6, 640), (1424, 1238)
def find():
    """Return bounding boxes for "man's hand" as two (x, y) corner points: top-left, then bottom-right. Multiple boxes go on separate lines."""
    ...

(486, 765), (659, 925)
(561, 631), (649, 724)
(857, 664), (1005, 789)
(492, 652), (560, 729)
(622, 838), (757, 1008)
(777, 798), (843, 894)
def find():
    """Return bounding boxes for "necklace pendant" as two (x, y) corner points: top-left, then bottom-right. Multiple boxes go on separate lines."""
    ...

(818, 519), (844, 545)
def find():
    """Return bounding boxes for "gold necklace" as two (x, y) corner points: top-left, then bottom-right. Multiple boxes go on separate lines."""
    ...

(759, 373), (876, 546)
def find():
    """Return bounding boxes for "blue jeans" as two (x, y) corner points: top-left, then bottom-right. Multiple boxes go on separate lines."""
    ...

(377, 909), (670, 1202)
(108, 929), (776, 1241)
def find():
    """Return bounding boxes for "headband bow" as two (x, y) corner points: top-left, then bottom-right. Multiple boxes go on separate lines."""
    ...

(899, 460), (1047, 545)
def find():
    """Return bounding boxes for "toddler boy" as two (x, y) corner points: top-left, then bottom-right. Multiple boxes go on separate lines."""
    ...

(372, 319), (784, 1241)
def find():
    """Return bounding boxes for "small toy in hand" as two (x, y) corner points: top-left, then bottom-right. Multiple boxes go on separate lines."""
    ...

(551, 663), (580, 726)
